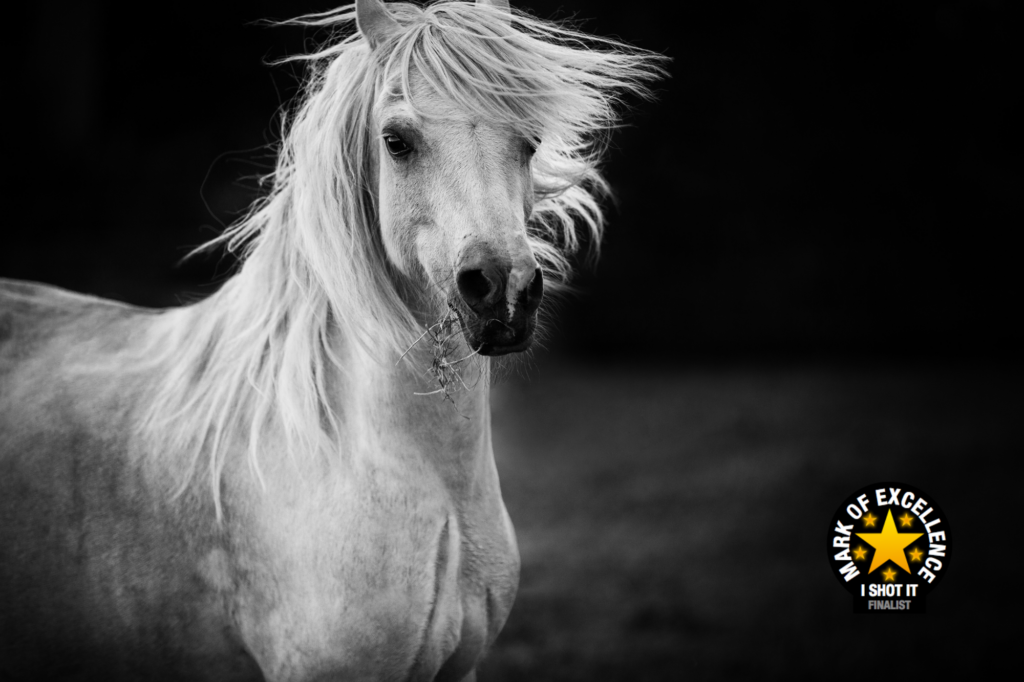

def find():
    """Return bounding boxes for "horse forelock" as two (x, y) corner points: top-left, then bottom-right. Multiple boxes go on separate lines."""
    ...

(138, 1), (664, 514)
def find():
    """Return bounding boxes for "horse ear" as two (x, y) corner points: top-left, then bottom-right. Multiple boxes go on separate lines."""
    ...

(477, 0), (512, 17)
(356, 0), (402, 49)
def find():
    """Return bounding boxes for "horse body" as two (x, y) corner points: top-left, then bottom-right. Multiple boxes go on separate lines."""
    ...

(0, 1), (658, 679)
(0, 281), (256, 680)
(0, 279), (515, 681)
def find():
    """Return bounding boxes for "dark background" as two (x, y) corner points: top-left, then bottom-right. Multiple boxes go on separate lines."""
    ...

(4, 1), (1020, 679)
(7, 0), (1020, 359)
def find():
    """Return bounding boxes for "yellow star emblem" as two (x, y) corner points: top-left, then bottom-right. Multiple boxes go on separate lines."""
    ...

(899, 512), (914, 528)
(855, 509), (923, 573)
(853, 546), (868, 561)
(908, 547), (923, 562)
(862, 512), (878, 528)
(882, 567), (897, 581)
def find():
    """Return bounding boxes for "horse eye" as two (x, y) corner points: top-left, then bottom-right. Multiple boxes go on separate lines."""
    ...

(524, 139), (538, 156)
(383, 133), (412, 158)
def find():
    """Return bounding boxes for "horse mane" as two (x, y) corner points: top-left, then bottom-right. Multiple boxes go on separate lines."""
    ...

(137, 1), (664, 513)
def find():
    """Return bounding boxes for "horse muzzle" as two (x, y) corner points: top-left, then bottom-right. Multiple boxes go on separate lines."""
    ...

(451, 248), (543, 356)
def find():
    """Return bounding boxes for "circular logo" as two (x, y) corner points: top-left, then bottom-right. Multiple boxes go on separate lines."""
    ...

(827, 482), (950, 613)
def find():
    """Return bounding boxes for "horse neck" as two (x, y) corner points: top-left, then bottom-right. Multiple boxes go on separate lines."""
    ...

(329, 327), (494, 481)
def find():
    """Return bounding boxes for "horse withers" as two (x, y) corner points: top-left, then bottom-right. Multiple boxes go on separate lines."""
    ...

(0, 1), (660, 680)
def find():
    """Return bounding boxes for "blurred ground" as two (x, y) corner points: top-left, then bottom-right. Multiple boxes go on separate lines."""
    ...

(482, 359), (1018, 680)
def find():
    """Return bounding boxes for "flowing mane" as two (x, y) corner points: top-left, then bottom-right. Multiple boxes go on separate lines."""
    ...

(138, 1), (663, 511)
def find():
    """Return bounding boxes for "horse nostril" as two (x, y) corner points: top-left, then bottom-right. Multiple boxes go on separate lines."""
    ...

(457, 268), (499, 313)
(523, 268), (544, 314)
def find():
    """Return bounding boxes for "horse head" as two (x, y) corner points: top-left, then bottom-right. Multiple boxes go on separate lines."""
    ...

(358, 0), (542, 356)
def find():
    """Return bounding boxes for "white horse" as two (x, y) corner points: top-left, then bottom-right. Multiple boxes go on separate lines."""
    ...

(0, 1), (659, 680)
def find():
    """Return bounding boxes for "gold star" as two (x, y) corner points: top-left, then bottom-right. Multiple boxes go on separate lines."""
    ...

(856, 509), (923, 573)
(908, 547), (923, 562)
(899, 512), (914, 528)
(853, 546), (868, 561)
(862, 512), (878, 528)
(882, 567), (897, 582)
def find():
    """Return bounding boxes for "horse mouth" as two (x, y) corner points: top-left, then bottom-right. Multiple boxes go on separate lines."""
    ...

(451, 307), (536, 356)
(477, 336), (533, 356)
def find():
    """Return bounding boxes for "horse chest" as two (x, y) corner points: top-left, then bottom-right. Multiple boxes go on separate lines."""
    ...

(225, 446), (519, 681)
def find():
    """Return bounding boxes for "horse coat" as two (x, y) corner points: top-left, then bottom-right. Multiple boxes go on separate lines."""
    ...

(0, 278), (515, 680)
(0, 1), (660, 679)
